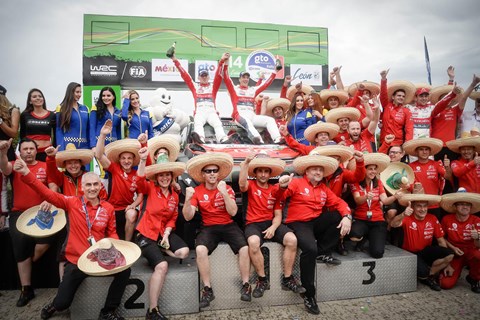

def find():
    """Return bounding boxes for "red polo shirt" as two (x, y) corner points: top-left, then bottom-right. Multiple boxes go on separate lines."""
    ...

(442, 214), (480, 252)
(105, 162), (140, 211)
(402, 214), (444, 253)
(190, 184), (236, 226)
(11, 161), (47, 212)
(451, 158), (480, 193)
(245, 181), (282, 224)
(350, 180), (386, 222)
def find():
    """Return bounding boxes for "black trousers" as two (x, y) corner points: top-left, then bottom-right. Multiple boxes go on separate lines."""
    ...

(52, 262), (131, 312)
(350, 220), (388, 259)
(287, 211), (342, 297)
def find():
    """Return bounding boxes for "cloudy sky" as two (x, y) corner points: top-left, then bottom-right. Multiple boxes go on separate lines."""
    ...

(1, 0), (479, 113)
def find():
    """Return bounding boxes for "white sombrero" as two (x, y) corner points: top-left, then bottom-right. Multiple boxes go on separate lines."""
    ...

(380, 162), (415, 195)
(446, 137), (480, 153)
(403, 138), (443, 156)
(387, 80), (416, 104)
(398, 194), (442, 207)
(286, 83), (315, 100)
(348, 81), (380, 97)
(16, 205), (66, 238)
(147, 135), (180, 162)
(56, 143), (93, 168)
(440, 192), (480, 214)
(186, 152), (233, 183)
(293, 154), (339, 177)
(105, 139), (141, 166)
(78, 238), (141, 276)
(144, 154), (186, 181)
(320, 89), (349, 108)
(248, 156), (286, 177)
(304, 122), (340, 143)
(265, 98), (290, 117)
(309, 145), (354, 164)
(363, 153), (391, 173)
(429, 85), (463, 104)
(325, 107), (361, 124)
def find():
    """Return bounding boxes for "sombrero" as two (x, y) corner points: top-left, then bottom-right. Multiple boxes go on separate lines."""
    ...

(470, 84), (480, 100)
(55, 143), (93, 168)
(398, 194), (442, 207)
(293, 154), (339, 177)
(265, 98), (290, 117)
(440, 192), (480, 214)
(286, 83), (315, 100)
(309, 145), (353, 164)
(304, 122), (340, 143)
(387, 80), (416, 104)
(186, 152), (233, 183)
(16, 205), (66, 238)
(348, 81), (380, 97)
(78, 238), (141, 276)
(105, 139), (141, 166)
(320, 89), (349, 108)
(429, 85), (464, 104)
(144, 154), (186, 181)
(363, 153), (391, 173)
(446, 136), (480, 153)
(147, 136), (180, 162)
(380, 162), (415, 195)
(325, 107), (361, 124)
(248, 156), (286, 177)
(403, 138), (443, 156)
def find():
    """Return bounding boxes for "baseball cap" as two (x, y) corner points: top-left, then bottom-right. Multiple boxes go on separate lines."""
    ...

(0, 85), (6, 95)
(416, 87), (430, 96)
(239, 71), (250, 78)
(198, 69), (209, 76)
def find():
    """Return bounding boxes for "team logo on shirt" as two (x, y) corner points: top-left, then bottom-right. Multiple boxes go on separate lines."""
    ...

(255, 190), (262, 197)
(204, 194), (209, 201)
(410, 222), (417, 230)
(452, 223), (458, 231)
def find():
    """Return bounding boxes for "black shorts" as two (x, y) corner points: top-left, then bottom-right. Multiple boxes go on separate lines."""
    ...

(136, 232), (188, 267)
(244, 221), (292, 246)
(416, 245), (454, 278)
(195, 223), (247, 255)
(9, 211), (57, 262)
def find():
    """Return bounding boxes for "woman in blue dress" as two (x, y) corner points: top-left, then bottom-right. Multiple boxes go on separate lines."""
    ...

(89, 87), (122, 149)
(121, 90), (153, 139)
(286, 92), (317, 145)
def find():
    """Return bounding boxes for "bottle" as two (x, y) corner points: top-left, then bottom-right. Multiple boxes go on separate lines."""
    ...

(275, 57), (282, 71)
(166, 42), (176, 58)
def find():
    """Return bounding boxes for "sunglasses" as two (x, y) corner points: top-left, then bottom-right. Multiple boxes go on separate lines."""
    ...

(202, 169), (219, 174)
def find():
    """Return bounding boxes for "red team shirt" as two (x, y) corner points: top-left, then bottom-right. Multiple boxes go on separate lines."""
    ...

(429, 93), (461, 145)
(409, 160), (446, 202)
(190, 184), (236, 226)
(136, 177), (179, 240)
(22, 172), (118, 264)
(402, 214), (444, 253)
(11, 161), (47, 211)
(245, 181), (282, 224)
(442, 214), (480, 252)
(450, 158), (480, 193)
(345, 130), (374, 153)
(350, 180), (386, 222)
(105, 162), (140, 211)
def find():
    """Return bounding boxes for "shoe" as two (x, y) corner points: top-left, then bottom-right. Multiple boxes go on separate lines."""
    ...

(419, 275), (441, 291)
(281, 276), (306, 294)
(252, 137), (262, 145)
(466, 275), (480, 294)
(41, 302), (56, 319)
(199, 286), (215, 308)
(252, 278), (270, 298)
(220, 136), (232, 144)
(146, 306), (168, 320)
(336, 241), (348, 256)
(302, 295), (320, 315)
(240, 282), (252, 302)
(316, 254), (342, 266)
(98, 309), (124, 320)
(16, 288), (35, 307)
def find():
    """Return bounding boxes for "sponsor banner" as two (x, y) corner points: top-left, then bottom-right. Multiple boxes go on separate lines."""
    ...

(83, 57), (126, 85)
(151, 59), (188, 82)
(245, 50), (277, 82)
(290, 64), (324, 86)
(194, 60), (219, 82)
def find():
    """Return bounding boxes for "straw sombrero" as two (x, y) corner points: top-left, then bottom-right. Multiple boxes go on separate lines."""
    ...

(403, 138), (443, 156)
(293, 154), (339, 176)
(363, 153), (391, 173)
(144, 154), (186, 181)
(446, 137), (480, 153)
(440, 192), (480, 214)
(16, 205), (66, 238)
(469, 84), (480, 100)
(186, 152), (233, 183)
(55, 143), (93, 168)
(304, 122), (340, 143)
(286, 83), (315, 100)
(387, 80), (416, 104)
(347, 81), (380, 97)
(380, 162), (415, 195)
(248, 156), (286, 177)
(309, 145), (354, 164)
(147, 136), (180, 162)
(398, 194), (442, 207)
(320, 89), (349, 108)
(325, 107), (361, 124)
(429, 85), (464, 104)
(78, 238), (141, 276)
(265, 98), (290, 117)
(105, 139), (141, 166)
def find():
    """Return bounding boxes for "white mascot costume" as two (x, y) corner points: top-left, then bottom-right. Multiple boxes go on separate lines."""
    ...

(145, 88), (190, 143)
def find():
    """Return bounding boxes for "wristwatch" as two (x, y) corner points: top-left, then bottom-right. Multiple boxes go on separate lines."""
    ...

(343, 214), (353, 220)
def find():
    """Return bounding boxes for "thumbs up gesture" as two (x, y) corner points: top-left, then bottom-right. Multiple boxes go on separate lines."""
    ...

(474, 152), (480, 166)
(404, 201), (413, 217)
(443, 154), (450, 167)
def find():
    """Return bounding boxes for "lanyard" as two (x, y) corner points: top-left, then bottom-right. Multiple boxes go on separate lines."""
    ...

(362, 180), (374, 210)
(81, 197), (101, 237)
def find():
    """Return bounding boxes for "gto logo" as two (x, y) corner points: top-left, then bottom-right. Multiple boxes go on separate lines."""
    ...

(129, 66), (146, 78)
(90, 65), (117, 76)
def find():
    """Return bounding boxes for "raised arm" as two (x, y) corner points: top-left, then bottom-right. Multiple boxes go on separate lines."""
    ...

(332, 66), (344, 90)
(182, 187), (197, 221)
(0, 107), (20, 138)
(94, 119), (112, 169)
(239, 153), (254, 192)
(217, 181), (237, 217)
(458, 75), (480, 111)
(0, 139), (13, 175)
(379, 69), (390, 108)
(390, 201), (412, 228)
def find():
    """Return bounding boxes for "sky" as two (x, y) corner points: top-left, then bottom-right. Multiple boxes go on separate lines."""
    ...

(1, 0), (479, 114)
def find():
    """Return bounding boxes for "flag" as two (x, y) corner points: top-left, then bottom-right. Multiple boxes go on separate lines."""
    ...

(424, 36), (432, 85)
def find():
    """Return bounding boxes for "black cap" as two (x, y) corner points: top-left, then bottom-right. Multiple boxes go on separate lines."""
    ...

(0, 85), (6, 95)
(239, 71), (250, 78)
(198, 69), (209, 76)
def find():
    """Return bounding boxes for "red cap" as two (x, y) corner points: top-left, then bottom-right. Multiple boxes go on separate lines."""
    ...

(416, 87), (430, 96)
